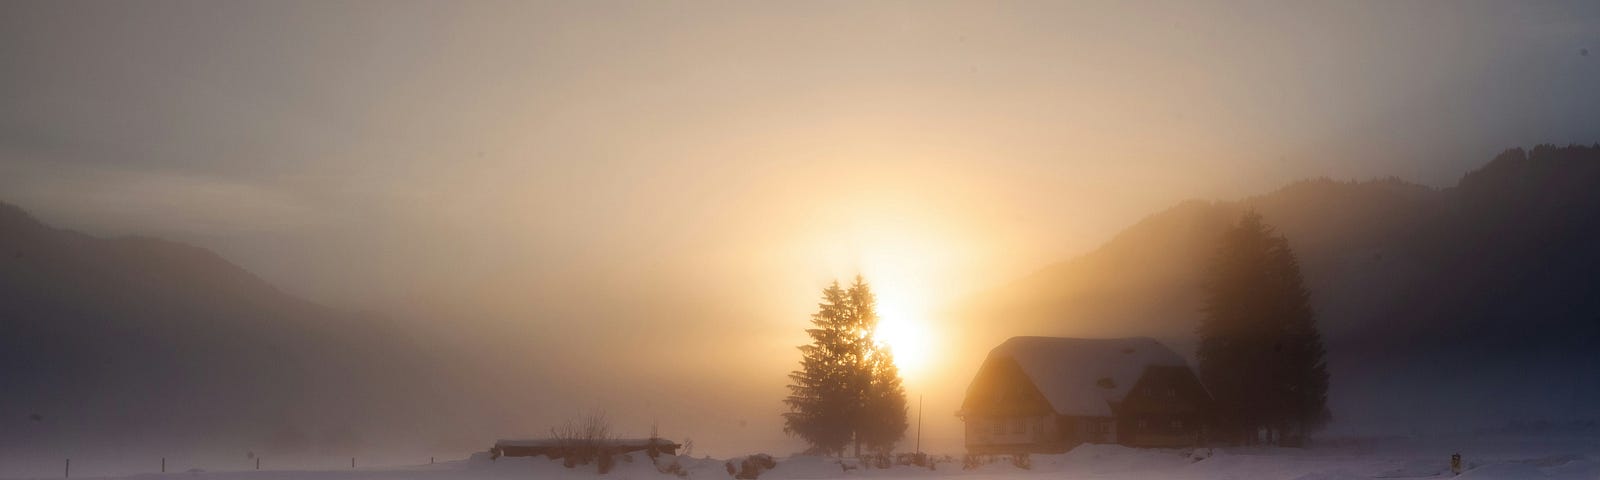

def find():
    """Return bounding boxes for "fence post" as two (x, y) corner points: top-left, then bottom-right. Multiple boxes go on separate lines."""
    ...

(256, 458), (260, 470)
(65, 459), (70, 478)
(351, 457), (355, 469)
(162, 457), (166, 473)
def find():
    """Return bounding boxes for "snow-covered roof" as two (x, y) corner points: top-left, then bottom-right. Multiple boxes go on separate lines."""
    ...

(495, 438), (677, 448)
(984, 336), (1190, 417)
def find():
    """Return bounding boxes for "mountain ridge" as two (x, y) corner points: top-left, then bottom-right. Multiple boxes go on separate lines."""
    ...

(966, 144), (1600, 433)
(1, 199), (456, 455)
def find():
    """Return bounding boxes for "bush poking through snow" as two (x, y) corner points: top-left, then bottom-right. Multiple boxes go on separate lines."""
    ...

(550, 410), (615, 473)
(860, 452), (891, 469)
(656, 458), (687, 478)
(724, 453), (776, 479)
(839, 459), (858, 472)
(963, 453), (1031, 470)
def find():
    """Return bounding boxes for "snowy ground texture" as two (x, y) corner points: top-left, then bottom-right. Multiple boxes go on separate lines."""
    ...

(11, 433), (1600, 480)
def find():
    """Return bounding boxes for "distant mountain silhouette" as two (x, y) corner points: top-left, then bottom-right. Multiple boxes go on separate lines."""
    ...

(968, 144), (1600, 434)
(0, 203), (451, 454)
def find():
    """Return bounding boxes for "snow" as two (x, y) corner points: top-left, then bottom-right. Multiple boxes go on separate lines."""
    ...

(17, 433), (1599, 480)
(983, 337), (1190, 416)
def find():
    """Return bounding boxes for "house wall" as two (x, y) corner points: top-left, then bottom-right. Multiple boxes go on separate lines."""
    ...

(964, 414), (1053, 450)
(960, 357), (1058, 454)
(1113, 365), (1211, 447)
(962, 356), (1215, 452)
(1060, 415), (1117, 445)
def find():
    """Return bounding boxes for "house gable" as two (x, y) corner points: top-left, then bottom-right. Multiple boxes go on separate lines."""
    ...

(992, 336), (1189, 417)
(961, 336), (1213, 452)
(1114, 365), (1212, 416)
(1110, 365), (1213, 447)
(960, 356), (1054, 418)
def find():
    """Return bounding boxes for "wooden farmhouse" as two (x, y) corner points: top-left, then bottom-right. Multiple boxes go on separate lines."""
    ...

(959, 336), (1212, 453)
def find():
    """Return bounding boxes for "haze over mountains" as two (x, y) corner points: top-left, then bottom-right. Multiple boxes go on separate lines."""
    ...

(0, 202), (477, 462)
(3, 145), (1600, 472)
(969, 144), (1600, 433)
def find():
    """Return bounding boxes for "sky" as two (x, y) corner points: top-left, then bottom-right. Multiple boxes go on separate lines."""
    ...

(2, 0), (1599, 458)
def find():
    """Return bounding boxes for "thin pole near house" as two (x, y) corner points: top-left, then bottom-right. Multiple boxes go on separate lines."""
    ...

(916, 394), (923, 455)
(64, 459), (69, 478)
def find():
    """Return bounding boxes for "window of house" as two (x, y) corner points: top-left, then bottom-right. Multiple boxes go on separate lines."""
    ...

(1166, 387), (1177, 397)
(991, 418), (1004, 435)
(1089, 420), (1110, 434)
(1136, 419), (1149, 431)
(1171, 419), (1184, 430)
(1011, 418), (1025, 434)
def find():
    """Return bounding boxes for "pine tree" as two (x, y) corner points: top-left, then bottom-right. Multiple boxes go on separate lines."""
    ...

(859, 341), (908, 453)
(783, 281), (854, 455)
(783, 276), (908, 456)
(846, 277), (908, 455)
(1267, 241), (1331, 439)
(1197, 212), (1329, 445)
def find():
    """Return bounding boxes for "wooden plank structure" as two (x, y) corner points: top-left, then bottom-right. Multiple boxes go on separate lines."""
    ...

(489, 437), (681, 460)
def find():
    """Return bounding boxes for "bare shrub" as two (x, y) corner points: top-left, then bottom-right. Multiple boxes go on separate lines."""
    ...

(726, 453), (777, 479)
(658, 460), (687, 478)
(550, 410), (615, 472)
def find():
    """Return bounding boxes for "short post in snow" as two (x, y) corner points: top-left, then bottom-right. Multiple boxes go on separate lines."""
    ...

(64, 459), (69, 478)
(162, 457), (166, 473)
(430, 457), (434, 465)
(1451, 453), (1462, 476)
(351, 457), (356, 469)
(256, 457), (260, 470)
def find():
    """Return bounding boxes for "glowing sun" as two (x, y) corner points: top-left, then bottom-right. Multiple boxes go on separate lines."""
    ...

(873, 287), (935, 382)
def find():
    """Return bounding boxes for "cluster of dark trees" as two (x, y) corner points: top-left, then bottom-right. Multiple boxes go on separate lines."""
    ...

(1197, 212), (1331, 445)
(783, 276), (909, 456)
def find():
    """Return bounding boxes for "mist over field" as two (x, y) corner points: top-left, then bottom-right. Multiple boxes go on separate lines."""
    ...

(3, 1), (1600, 479)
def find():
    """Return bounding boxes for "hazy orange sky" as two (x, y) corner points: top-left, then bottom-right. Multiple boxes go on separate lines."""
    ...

(3, 0), (1598, 456)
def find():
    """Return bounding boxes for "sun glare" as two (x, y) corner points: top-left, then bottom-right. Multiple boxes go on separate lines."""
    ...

(876, 294), (934, 380)
(874, 287), (935, 383)
(793, 197), (988, 387)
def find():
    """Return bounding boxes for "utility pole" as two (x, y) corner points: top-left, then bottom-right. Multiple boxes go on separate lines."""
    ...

(916, 394), (923, 455)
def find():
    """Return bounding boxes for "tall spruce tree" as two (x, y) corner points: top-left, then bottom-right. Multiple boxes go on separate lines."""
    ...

(847, 277), (909, 455)
(783, 276), (908, 456)
(1197, 212), (1329, 445)
(783, 281), (854, 455)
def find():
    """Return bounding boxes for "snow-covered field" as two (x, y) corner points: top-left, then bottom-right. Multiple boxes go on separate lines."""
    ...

(9, 433), (1599, 480)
